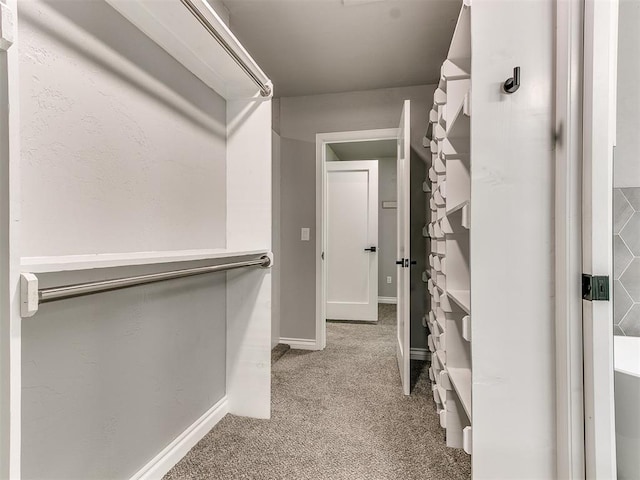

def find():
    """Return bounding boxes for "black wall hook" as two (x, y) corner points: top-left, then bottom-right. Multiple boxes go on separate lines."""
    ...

(503, 66), (521, 94)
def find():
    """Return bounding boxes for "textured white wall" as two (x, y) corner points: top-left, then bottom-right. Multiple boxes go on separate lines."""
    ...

(20, 0), (227, 257)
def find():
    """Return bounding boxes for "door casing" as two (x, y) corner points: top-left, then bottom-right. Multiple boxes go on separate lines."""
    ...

(315, 128), (398, 350)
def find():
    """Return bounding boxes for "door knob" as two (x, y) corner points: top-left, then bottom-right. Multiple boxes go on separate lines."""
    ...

(364, 246), (377, 252)
(396, 259), (404, 265)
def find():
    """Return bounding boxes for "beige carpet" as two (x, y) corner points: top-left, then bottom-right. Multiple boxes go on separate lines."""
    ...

(165, 304), (471, 479)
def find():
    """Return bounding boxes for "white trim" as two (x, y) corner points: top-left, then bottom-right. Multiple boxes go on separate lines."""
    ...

(378, 296), (397, 304)
(279, 337), (320, 351)
(555, 1), (585, 478)
(582, 0), (618, 477)
(410, 348), (429, 361)
(21, 248), (270, 273)
(0, 0), (20, 475)
(316, 128), (399, 352)
(130, 396), (228, 480)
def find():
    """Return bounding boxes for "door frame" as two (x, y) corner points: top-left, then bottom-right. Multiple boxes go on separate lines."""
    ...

(556, 0), (619, 477)
(555, 0), (586, 477)
(315, 128), (399, 350)
(582, 0), (619, 477)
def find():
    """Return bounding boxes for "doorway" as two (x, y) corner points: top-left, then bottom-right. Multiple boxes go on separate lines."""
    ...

(315, 101), (416, 395)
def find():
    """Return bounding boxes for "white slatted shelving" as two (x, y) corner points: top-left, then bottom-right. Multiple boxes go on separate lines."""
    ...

(425, 0), (472, 455)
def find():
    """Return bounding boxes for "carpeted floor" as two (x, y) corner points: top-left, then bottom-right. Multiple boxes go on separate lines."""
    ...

(164, 304), (471, 480)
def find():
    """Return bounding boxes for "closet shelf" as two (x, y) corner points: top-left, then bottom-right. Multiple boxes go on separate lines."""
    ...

(436, 349), (447, 368)
(21, 248), (270, 273)
(448, 289), (471, 314)
(441, 138), (470, 160)
(446, 200), (469, 216)
(447, 109), (471, 142)
(105, 0), (272, 100)
(442, 59), (471, 81)
(435, 307), (447, 332)
(447, 366), (472, 419)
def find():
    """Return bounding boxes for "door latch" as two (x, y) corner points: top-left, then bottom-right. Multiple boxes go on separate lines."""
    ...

(364, 246), (377, 253)
(582, 274), (610, 301)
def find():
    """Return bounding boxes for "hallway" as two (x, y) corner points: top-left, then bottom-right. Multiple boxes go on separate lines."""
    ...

(165, 305), (471, 479)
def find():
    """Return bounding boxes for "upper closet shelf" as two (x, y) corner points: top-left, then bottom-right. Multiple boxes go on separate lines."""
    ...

(447, 2), (471, 75)
(447, 366), (472, 419)
(442, 59), (470, 81)
(105, 0), (273, 100)
(21, 248), (270, 273)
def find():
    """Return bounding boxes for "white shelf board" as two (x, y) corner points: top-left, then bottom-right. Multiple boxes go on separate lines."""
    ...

(435, 307), (447, 333)
(21, 248), (270, 273)
(447, 4), (471, 73)
(446, 200), (469, 216)
(105, 0), (272, 99)
(436, 349), (447, 368)
(447, 367), (472, 420)
(441, 138), (470, 160)
(448, 289), (470, 314)
(442, 59), (470, 81)
(445, 82), (470, 135)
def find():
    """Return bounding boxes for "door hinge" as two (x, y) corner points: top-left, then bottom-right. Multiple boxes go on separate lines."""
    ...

(582, 274), (610, 301)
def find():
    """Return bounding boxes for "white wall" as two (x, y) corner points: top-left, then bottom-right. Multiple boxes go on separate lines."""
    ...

(19, 1), (229, 478)
(19, 0), (227, 257)
(278, 84), (432, 348)
(470, 0), (556, 477)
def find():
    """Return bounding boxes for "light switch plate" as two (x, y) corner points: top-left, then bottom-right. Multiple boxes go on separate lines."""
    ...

(301, 228), (310, 241)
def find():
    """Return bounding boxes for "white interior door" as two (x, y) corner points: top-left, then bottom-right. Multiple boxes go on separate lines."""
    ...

(583, 0), (618, 477)
(396, 100), (411, 396)
(326, 160), (378, 321)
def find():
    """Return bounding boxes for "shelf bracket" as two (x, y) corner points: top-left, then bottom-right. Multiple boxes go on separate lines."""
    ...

(21, 273), (39, 318)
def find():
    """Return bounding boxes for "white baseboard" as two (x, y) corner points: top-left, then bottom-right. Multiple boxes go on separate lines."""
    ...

(378, 296), (397, 304)
(130, 396), (228, 480)
(410, 348), (430, 361)
(279, 337), (320, 350)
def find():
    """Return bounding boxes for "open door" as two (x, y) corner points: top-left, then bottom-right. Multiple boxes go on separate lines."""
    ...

(396, 100), (411, 395)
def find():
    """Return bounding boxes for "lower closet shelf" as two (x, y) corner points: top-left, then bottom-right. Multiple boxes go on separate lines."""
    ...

(448, 289), (470, 314)
(447, 367), (471, 420)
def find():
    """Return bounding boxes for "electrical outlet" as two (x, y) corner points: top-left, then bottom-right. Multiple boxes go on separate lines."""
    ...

(386, 276), (392, 284)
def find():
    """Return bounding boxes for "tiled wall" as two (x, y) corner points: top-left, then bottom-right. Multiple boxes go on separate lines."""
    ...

(613, 187), (640, 336)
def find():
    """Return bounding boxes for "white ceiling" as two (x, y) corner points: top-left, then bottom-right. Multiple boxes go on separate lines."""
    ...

(329, 139), (397, 160)
(221, 0), (462, 97)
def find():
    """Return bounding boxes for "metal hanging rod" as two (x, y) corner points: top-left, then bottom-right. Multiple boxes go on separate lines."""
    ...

(21, 255), (271, 317)
(180, 0), (272, 97)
